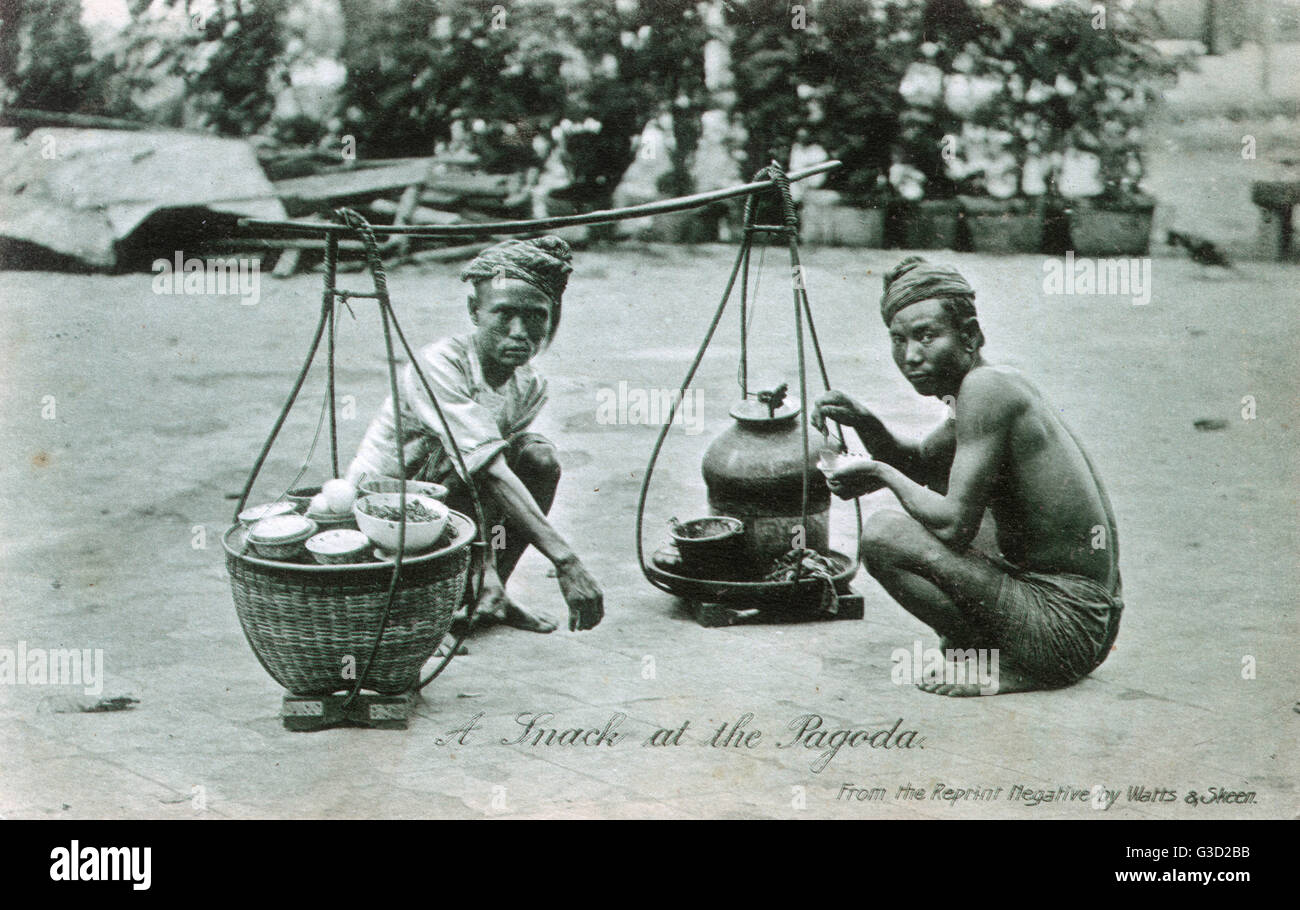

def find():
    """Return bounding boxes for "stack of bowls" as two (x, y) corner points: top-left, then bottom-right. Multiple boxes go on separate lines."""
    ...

(247, 514), (318, 560)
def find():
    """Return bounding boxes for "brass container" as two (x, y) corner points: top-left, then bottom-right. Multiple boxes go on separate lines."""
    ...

(701, 400), (829, 575)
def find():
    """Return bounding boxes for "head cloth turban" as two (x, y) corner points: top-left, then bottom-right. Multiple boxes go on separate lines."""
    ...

(880, 256), (976, 326)
(460, 236), (574, 304)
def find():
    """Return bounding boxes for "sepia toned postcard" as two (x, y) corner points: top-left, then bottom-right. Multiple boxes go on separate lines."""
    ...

(1, 0), (1294, 838)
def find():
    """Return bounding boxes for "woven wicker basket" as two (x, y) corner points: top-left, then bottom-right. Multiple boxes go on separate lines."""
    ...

(223, 510), (475, 696)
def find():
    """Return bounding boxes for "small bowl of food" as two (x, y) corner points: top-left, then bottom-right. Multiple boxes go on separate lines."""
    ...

(357, 475), (449, 501)
(305, 528), (370, 565)
(238, 501), (296, 528)
(668, 516), (746, 579)
(285, 485), (323, 511)
(304, 508), (357, 530)
(247, 513), (318, 560)
(354, 493), (449, 552)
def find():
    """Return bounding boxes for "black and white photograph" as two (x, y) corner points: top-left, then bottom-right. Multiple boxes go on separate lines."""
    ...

(0, 0), (1295, 842)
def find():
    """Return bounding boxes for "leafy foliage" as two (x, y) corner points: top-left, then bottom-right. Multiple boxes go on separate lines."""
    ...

(556, 0), (709, 198)
(165, 0), (288, 137)
(1, 0), (137, 117)
(722, 0), (807, 183)
(339, 0), (567, 165)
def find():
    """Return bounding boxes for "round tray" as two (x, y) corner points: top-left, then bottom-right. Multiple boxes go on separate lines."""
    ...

(646, 544), (857, 606)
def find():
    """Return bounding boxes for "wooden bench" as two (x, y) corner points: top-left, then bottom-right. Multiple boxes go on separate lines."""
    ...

(1251, 181), (1300, 261)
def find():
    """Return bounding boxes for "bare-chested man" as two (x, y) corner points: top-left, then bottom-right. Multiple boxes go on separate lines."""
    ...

(813, 256), (1122, 696)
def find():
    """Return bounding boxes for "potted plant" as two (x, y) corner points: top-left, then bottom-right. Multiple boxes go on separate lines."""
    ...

(546, 0), (711, 241)
(947, 4), (1052, 255)
(1056, 5), (1183, 256)
(794, 0), (911, 247)
(642, 2), (713, 243)
(722, 0), (808, 225)
(888, 0), (989, 249)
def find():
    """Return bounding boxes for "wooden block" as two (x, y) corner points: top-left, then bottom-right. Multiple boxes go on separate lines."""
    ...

(835, 593), (865, 620)
(687, 589), (863, 627)
(282, 691), (412, 731)
(687, 601), (761, 628)
(282, 694), (346, 732)
(352, 693), (412, 730)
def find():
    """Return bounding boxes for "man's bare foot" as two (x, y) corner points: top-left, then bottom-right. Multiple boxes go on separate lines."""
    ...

(916, 662), (1039, 697)
(937, 634), (979, 653)
(503, 599), (556, 633)
(467, 571), (509, 627)
(457, 589), (555, 634)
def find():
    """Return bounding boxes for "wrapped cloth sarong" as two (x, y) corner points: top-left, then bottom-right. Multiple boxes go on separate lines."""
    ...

(974, 554), (1124, 688)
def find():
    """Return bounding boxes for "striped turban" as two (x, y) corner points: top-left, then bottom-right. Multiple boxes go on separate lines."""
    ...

(880, 256), (976, 326)
(461, 236), (574, 305)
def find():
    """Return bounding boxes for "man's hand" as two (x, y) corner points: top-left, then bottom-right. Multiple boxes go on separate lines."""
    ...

(826, 458), (887, 500)
(556, 557), (604, 631)
(812, 390), (871, 434)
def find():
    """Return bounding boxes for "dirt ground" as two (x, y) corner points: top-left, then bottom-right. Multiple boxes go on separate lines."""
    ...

(0, 241), (1296, 819)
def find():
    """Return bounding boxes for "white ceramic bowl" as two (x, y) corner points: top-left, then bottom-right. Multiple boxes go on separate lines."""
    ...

(305, 528), (370, 565)
(353, 493), (449, 552)
(247, 513), (318, 559)
(238, 501), (296, 528)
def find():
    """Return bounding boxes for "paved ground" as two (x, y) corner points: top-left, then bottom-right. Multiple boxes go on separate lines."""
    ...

(1, 243), (1296, 819)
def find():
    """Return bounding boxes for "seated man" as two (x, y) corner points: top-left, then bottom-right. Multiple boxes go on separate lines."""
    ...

(345, 236), (603, 634)
(813, 256), (1122, 696)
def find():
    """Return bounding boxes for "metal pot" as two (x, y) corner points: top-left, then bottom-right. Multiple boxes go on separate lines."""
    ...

(701, 399), (829, 574)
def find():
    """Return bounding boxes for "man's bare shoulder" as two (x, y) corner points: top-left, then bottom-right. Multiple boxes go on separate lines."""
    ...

(955, 364), (1034, 424)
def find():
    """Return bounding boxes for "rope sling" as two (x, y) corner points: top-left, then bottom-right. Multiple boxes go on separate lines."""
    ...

(232, 209), (492, 705)
(634, 161), (864, 594)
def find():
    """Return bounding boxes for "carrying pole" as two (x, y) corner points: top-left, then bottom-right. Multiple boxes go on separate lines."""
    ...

(240, 161), (842, 239)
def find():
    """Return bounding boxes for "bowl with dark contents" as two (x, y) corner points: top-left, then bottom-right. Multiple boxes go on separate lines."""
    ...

(353, 493), (449, 552)
(357, 475), (449, 501)
(668, 516), (747, 580)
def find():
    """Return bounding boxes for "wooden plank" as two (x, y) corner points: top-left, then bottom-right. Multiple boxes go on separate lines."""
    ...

(273, 160), (432, 209)
(403, 240), (497, 264)
(423, 172), (513, 199)
(271, 247), (302, 278)
(369, 199), (464, 225)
